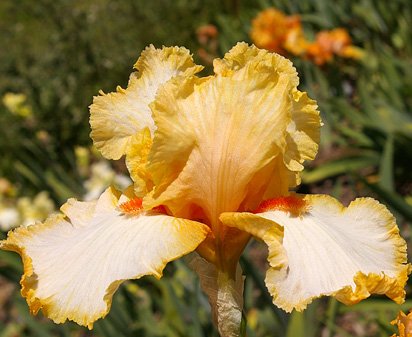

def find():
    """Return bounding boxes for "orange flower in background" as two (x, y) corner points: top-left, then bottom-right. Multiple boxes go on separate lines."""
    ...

(250, 8), (364, 65)
(196, 24), (219, 65)
(250, 8), (305, 55)
(283, 23), (308, 56)
(392, 311), (412, 337)
(196, 24), (218, 45)
(306, 28), (364, 65)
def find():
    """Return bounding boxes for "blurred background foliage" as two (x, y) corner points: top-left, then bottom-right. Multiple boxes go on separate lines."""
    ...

(0, 0), (412, 336)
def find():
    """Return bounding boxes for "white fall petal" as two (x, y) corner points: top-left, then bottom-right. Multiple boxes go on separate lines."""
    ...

(220, 194), (410, 312)
(1, 187), (210, 328)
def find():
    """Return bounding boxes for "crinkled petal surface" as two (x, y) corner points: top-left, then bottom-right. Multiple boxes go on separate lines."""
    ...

(1, 187), (209, 328)
(90, 45), (203, 160)
(213, 42), (299, 84)
(125, 128), (154, 196)
(220, 194), (410, 312)
(284, 90), (320, 173)
(214, 43), (321, 186)
(146, 43), (304, 224)
(391, 311), (412, 337)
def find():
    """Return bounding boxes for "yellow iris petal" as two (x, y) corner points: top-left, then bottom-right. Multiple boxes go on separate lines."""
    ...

(213, 42), (299, 86)
(146, 73), (291, 225)
(391, 311), (412, 337)
(125, 128), (154, 196)
(214, 43), (321, 188)
(144, 43), (321, 227)
(90, 45), (203, 160)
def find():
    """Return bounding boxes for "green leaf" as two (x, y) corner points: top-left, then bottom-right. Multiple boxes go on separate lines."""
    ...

(361, 179), (412, 222)
(339, 299), (412, 313)
(302, 155), (379, 184)
(286, 311), (305, 337)
(324, 299), (338, 337)
(0, 250), (23, 273)
(379, 134), (394, 192)
(14, 161), (42, 187)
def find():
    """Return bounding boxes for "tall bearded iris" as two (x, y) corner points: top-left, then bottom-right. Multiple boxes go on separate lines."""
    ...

(1, 43), (409, 337)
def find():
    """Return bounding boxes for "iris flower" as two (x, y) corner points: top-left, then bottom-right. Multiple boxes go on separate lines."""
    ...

(1, 43), (409, 337)
(250, 8), (305, 56)
(306, 28), (365, 65)
(392, 311), (412, 337)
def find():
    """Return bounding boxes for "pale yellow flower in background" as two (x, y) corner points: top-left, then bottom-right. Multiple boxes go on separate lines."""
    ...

(0, 191), (55, 231)
(1, 43), (409, 337)
(0, 206), (19, 231)
(2, 92), (33, 118)
(17, 191), (55, 227)
(83, 161), (131, 201)
(0, 178), (16, 197)
(0, 179), (23, 231)
(74, 146), (90, 176)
